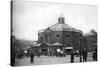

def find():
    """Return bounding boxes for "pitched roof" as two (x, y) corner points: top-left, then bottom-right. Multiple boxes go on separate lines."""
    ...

(34, 43), (50, 46)
(38, 16), (82, 33)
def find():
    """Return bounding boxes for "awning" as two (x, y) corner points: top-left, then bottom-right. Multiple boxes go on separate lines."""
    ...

(51, 42), (63, 46)
(65, 47), (73, 49)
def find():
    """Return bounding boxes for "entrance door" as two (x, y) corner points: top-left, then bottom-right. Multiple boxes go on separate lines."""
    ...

(41, 48), (48, 56)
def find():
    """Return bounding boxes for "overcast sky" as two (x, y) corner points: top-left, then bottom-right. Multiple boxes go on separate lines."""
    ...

(12, 1), (98, 41)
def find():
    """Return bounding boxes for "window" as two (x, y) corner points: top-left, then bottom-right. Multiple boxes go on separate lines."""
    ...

(80, 34), (82, 37)
(56, 35), (60, 37)
(66, 35), (69, 37)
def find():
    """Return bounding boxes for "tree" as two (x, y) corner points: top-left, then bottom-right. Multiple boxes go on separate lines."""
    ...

(90, 29), (97, 36)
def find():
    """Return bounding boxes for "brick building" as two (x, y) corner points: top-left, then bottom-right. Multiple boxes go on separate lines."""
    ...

(36, 15), (84, 55)
(38, 15), (83, 49)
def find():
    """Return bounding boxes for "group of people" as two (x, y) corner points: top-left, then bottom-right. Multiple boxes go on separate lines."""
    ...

(70, 48), (88, 63)
(70, 48), (97, 63)
(56, 48), (65, 57)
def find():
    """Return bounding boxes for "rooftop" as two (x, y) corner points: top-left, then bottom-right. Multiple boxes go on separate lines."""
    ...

(38, 15), (82, 33)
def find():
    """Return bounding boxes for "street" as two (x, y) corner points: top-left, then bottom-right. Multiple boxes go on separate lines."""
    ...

(15, 55), (94, 66)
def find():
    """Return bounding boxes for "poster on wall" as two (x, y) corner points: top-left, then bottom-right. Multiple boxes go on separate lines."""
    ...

(11, 0), (98, 66)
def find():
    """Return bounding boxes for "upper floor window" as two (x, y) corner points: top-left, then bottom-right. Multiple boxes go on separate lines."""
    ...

(56, 35), (60, 37)
(66, 35), (70, 37)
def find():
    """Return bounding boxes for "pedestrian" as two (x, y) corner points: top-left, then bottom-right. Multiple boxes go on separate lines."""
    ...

(30, 53), (34, 63)
(70, 50), (75, 63)
(56, 48), (61, 57)
(82, 48), (87, 62)
(60, 50), (64, 57)
(79, 50), (82, 62)
(92, 49), (97, 61)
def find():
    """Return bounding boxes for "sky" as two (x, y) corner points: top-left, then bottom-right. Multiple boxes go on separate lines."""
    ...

(12, 1), (98, 41)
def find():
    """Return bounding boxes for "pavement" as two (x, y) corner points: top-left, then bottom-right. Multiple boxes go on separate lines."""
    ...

(15, 55), (94, 66)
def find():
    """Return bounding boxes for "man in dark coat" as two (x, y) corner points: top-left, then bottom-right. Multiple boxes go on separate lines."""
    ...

(92, 48), (97, 61)
(82, 48), (87, 62)
(79, 50), (82, 62)
(70, 50), (75, 63)
(30, 53), (34, 63)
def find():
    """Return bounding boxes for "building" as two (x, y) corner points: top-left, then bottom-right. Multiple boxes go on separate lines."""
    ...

(38, 15), (83, 47)
(83, 32), (97, 52)
(35, 15), (85, 56)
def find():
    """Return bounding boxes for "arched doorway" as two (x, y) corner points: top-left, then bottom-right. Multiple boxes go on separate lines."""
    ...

(40, 43), (49, 56)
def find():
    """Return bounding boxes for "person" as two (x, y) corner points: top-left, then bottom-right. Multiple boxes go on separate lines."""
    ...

(92, 49), (97, 61)
(79, 49), (83, 62)
(82, 48), (87, 62)
(30, 53), (34, 63)
(56, 48), (61, 57)
(70, 50), (75, 63)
